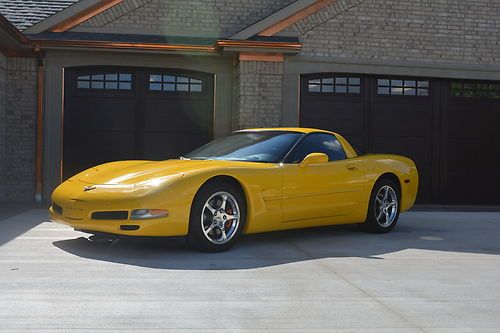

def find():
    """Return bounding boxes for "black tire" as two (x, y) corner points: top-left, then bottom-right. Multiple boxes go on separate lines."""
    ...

(360, 178), (401, 234)
(187, 180), (247, 252)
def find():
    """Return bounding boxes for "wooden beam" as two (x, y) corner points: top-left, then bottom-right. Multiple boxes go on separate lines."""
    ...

(218, 40), (302, 51)
(33, 39), (217, 53)
(258, 0), (336, 37)
(50, 0), (123, 32)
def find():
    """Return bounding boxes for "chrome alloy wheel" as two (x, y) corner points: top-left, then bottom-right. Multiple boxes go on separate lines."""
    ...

(201, 191), (240, 245)
(374, 185), (398, 228)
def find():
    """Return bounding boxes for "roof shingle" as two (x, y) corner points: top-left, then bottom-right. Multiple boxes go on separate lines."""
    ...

(0, 0), (79, 31)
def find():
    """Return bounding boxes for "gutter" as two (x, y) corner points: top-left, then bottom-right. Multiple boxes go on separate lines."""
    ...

(29, 38), (302, 54)
(217, 40), (302, 53)
(35, 45), (45, 203)
(31, 38), (218, 53)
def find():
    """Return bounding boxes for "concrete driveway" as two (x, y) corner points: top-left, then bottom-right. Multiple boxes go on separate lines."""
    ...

(0, 209), (499, 332)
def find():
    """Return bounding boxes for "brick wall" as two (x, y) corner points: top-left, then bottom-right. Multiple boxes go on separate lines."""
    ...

(234, 61), (283, 129)
(79, 0), (297, 37)
(295, 0), (500, 65)
(2, 58), (37, 202)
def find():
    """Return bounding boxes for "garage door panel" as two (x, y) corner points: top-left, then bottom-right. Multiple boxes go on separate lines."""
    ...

(64, 132), (136, 178)
(66, 131), (135, 155)
(445, 173), (500, 204)
(447, 107), (496, 138)
(300, 101), (364, 133)
(341, 135), (364, 152)
(64, 67), (214, 179)
(444, 87), (500, 204)
(69, 98), (136, 131)
(141, 132), (212, 160)
(373, 107), (433, 137)
(446, 138), (499, 169)
(373, 137), (432, 169)
(143, 101), (212, 132)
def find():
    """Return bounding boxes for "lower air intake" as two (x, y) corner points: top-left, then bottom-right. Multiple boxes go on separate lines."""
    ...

(91, 211), (129, 220)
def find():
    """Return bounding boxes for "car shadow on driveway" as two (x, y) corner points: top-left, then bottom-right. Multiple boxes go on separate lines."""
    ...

(52, 212), (500, 270)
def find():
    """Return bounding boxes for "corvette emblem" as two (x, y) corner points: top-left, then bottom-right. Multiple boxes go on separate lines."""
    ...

(83, 186), (96, 192)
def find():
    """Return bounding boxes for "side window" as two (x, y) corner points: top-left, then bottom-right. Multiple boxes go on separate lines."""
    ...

(286, 133), (347, 163)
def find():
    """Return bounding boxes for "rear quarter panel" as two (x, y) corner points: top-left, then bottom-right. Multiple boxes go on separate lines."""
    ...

(356, 154), (419, 213)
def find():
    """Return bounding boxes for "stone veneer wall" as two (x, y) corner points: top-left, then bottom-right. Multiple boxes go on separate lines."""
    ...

(293, 0), (500, 65)
(1, 58), (37, 202)
(234, 61), (283, 129)
(78, 0), (297, 37)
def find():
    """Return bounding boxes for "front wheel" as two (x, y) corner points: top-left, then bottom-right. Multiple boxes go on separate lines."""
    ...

(361, 178), (400, 233)
(187, 181), (246, 252)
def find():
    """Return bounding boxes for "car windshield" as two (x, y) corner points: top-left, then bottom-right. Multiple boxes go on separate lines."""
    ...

(185, 131), (304, 163)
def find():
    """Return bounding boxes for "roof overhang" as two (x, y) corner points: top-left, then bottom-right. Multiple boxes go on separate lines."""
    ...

(26, 32), (302, 56)
(24, 0), (328, 42)
(0, 14), (34, 56)
(23, 0), (125, 34)
(231, 0), (336, 40)
(3, 0), (315, 58)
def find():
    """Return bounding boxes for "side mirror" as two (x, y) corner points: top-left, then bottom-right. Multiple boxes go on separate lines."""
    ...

(299, 153), (329, 168)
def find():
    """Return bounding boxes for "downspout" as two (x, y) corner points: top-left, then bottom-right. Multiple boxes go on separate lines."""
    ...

(35, 44), (44, 203)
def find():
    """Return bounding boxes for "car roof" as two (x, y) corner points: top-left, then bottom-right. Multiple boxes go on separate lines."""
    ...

(236, 127), (358, 159)
(237, 127), (339, 136)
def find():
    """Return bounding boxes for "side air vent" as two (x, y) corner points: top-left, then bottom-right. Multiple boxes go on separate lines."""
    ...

(120, 225), (140, 231)
(91, 211), (129, 220)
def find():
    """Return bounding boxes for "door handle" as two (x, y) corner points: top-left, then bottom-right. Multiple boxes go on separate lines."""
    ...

(347, 165), (358, 171)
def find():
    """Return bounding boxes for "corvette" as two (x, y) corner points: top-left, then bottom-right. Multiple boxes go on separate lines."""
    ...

(50, 128), (418, 252)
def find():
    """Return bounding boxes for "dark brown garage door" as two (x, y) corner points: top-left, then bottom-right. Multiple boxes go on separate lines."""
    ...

(301, 74), (500, 205)
(371, 78), (435, 203)
(63, 67), (214, 179)
(441, 81), (500, 204)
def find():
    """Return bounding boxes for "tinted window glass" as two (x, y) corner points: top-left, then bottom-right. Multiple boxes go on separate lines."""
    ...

(77, 73), (132, 90)
(286, 133), (347, 163)
(185, 131), (304, 163)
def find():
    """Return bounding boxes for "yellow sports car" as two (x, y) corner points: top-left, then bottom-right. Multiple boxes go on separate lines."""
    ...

(50, 128), (418, 252)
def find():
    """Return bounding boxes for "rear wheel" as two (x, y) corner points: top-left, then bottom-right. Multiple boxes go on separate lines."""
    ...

(187, 181), (246, 252)
(361, 178), (400, 233)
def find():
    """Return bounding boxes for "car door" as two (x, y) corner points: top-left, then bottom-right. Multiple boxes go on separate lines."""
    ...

(282, 133), (365, 222)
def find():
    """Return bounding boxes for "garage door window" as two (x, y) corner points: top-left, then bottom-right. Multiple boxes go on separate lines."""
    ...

(77, 73), (132, 90)
(149, 74), (203, 93)
(308, 77), (361, 94)
(451, 82), (500, 99)
(378, 79), (429, 96)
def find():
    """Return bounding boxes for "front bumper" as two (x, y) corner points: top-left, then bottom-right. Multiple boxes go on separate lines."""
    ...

(49, 178), (192, 237)
(49, 206), (187, 237)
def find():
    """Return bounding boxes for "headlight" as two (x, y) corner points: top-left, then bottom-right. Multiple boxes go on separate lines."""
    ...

(131, 209), (168, 220)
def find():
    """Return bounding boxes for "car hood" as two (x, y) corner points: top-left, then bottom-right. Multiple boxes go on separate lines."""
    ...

(70, 159), (253, 186)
